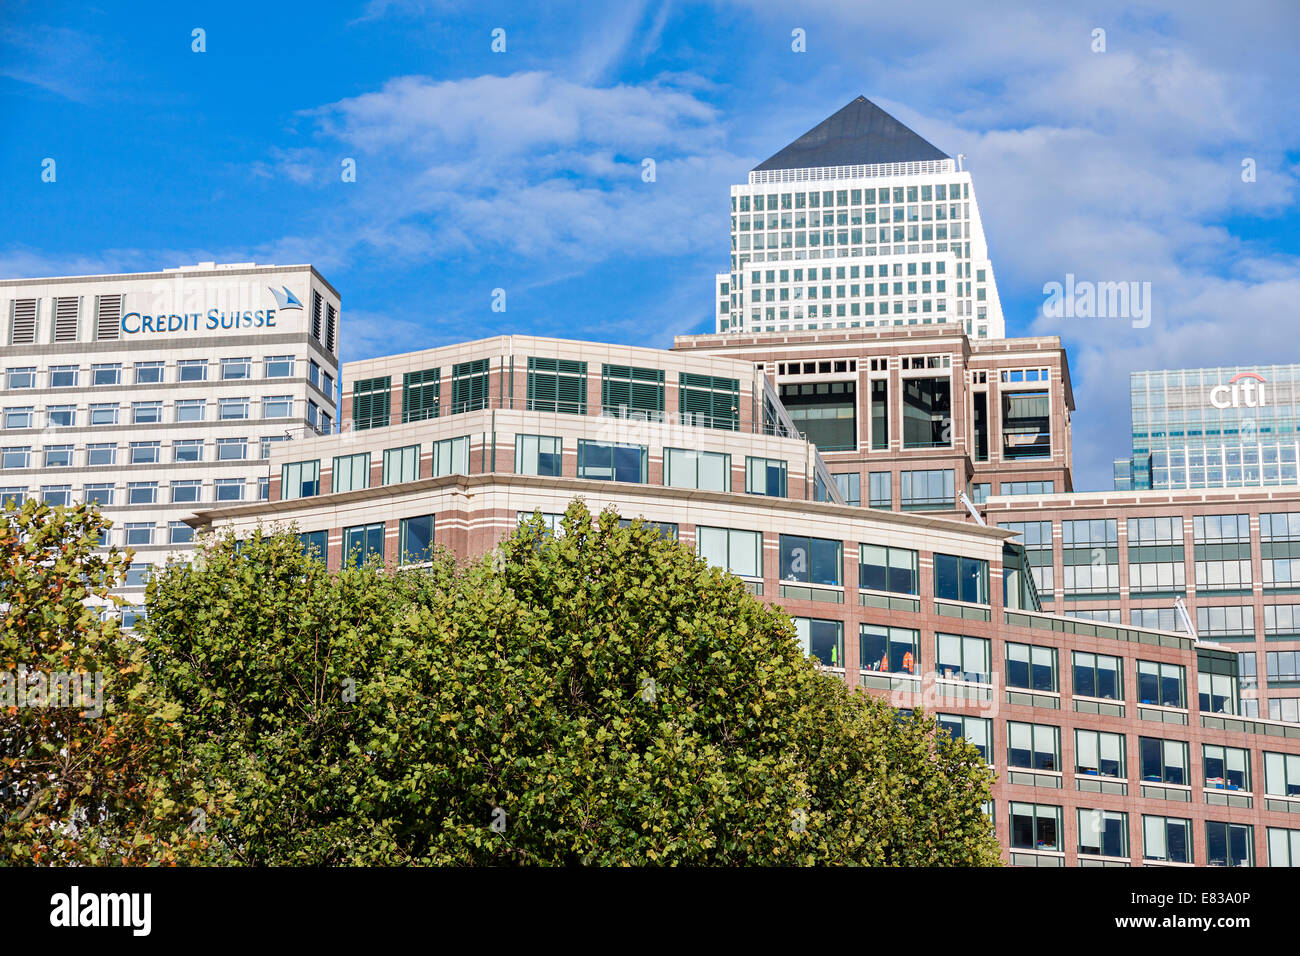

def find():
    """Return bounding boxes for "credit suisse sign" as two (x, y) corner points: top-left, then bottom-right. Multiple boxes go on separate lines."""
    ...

(120, 285), (303, 335)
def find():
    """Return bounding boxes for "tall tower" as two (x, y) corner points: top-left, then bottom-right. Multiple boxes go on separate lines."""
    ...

(715, 96), (1006, 340)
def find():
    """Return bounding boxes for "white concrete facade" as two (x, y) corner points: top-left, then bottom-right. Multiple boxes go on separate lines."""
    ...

(716, 159), (1006, 341)
(0, 261), (340, 611)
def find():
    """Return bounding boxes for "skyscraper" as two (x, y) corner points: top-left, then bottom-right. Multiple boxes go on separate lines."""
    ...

(715, 95), (1007, 340)
(1114, 364), (1300, 490)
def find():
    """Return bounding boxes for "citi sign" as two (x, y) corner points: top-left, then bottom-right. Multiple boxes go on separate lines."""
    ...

(1209, 372), (1268, 409)
(120, 286), (302, 336)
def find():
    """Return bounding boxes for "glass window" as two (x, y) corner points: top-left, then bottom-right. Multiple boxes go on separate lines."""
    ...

(936, 633), (991, 684)
(937, 714), (991, 762)
(382, 445), (420, 484)
(745, 456), (787, 496)
(173, 440), (202, 463)
(832, 472), (860, 506)
(175, 399), (205, 422)
(1205, 821), (1253, 867)
(86, 443), (116, 466)
(900, 469), (954, 510)
(177, 360), (207, 381)
(1010, 802), (1062, 851)
(129, 441), (161, 464)
(1203, 744), (1250, 790)
(793, 617), (843, 668)
(342, 522), (385, 567)
(281, 461), (320, 500)
(901, 376), (951, 448)
(860, 624), (920, 676)
(1268, 828), (1300, 867)
(858, 544), (918, 595)
(664, 448), (730, 491)
(779, 535), (842, 586)
(134, 362), (163, 384)
(89, 404), (118, 426)
(1078, 809), (1129, 858)
(1264, 752), (1300, 798)
(169, 521), (195, 545)
(5, 368), (36, 389)
(82, 484), (113, 505)
(1267, 650), (1300, 682)
(265, 355), (294, 378)
(1076, 729), (1126, 778)
(868, 471), (891, 509)
(263, 395), (293, 418)
(332, 452), (370, 492)
(132, 401), (162, 424)
(1143, 815), (1192, 864)
(123, 564), (152, 589)
(432, 436), (470, 477)
(4, 407), (33, 429)
(49, 366), (77, 388)
(1, 447), (29, 469)
(43, 445), (73, 467)
(577, 441), (646, 483)
(299, 530), (328, 561)
(1197, 670), (1237, 716)
(933, 553), (989, 604)
(218, 398), (250, 420)
(216, 438), (246, 461)
(41, 485), (71, 506)
(515, 435), (563, 477)
(1137, 660), (1185, 708)
(399, 514), (435, 564)
(1007, 721), (1060, 771)
(1006, 642), (1058, 692)
(1073, 651), (1123, 701)
(171, 481), (201, 504)
(696, 527), (762, 579)
(124, 523), (154, 546)
(1194, 514), (1252, 591)
(1139, 737), (1188, 785)
(214, 479), (244, 502)
(91, 363), (120, 386)
(220, 357), (252, 380)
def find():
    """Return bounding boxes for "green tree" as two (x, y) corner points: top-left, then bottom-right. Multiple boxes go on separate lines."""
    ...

(139, 527), (444, 864)
(0, 501), (200, 865)
(142, 499), (999, 866)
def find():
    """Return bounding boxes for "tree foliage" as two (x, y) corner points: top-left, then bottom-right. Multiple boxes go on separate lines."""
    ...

(0, 501), (200, 864)
(137, 499), (999, 866)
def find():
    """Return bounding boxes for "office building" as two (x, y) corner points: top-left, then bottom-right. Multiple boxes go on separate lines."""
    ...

(1114, 364), (1300, 490)
(192, 332), (1300, 867)
(675, 322), (1072, 513)
(986, 487), (1300, 728)
(715, 96), (1007, 340)
(0, 262), (340, 612)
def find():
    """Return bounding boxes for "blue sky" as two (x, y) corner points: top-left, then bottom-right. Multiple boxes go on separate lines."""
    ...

(2, 0), (1298, 489)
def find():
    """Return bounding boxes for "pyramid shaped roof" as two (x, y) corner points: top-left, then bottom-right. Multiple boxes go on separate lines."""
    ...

(752, 96), (949, 172)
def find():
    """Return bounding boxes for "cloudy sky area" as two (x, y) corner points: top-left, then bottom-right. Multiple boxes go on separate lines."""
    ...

(1, 0), (1297, 489)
